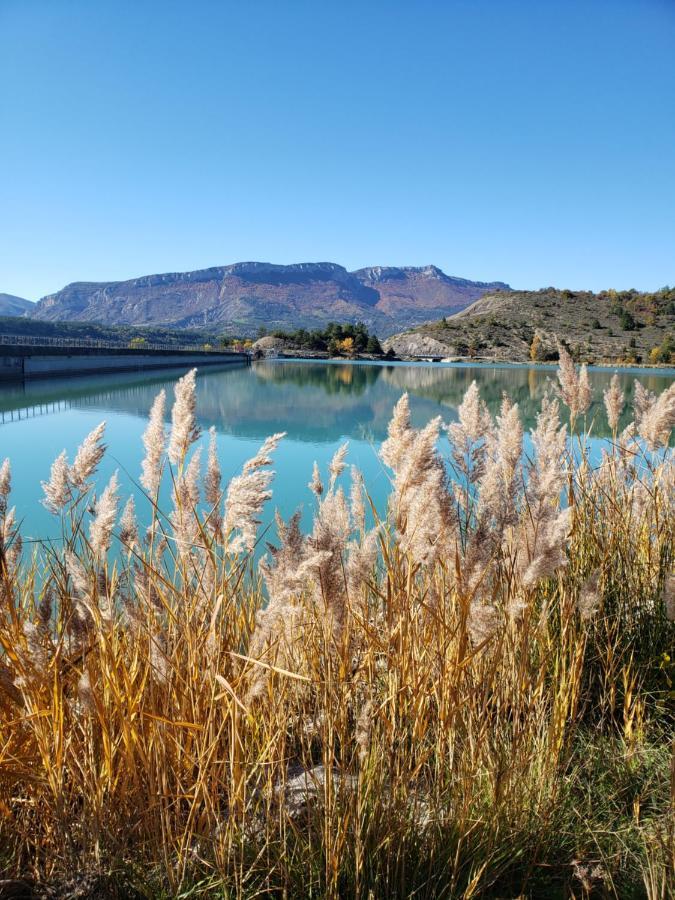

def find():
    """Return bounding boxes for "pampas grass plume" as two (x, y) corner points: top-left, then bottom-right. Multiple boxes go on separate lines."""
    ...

(603, 374), (625, 434)
(70, 421), (106, 488)
(140, 389), (166, 494)
(168, 369), (200, 467)
(89, 471), (120, 558)
(41, 450), (71, 514)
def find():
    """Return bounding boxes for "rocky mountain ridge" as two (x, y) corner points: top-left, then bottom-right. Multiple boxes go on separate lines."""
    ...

(29, 262), (509, 337)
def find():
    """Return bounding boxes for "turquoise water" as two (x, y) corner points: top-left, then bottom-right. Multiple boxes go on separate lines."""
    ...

(1, 359), (673, 547)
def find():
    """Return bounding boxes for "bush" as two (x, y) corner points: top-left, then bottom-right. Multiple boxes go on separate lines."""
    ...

(620, 310), (638, 331)
(649, 335), (674, 364)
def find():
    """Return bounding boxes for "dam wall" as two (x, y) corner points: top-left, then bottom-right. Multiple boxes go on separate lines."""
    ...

(0, 346), (249, 381)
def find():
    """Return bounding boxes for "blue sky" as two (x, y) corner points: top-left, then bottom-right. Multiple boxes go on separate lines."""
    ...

(1, 0), (674, 300)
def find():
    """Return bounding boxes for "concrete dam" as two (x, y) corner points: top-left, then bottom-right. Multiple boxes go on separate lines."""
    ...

(0, 339), (250, 382)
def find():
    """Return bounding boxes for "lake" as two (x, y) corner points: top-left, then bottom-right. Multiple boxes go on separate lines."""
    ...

(1, 359), (673, 547)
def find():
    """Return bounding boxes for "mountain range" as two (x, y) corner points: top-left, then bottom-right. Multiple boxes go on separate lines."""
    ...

(23, 262), (509, 337)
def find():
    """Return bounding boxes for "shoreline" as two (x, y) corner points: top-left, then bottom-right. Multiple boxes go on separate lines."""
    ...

(257, 350), (675, 376)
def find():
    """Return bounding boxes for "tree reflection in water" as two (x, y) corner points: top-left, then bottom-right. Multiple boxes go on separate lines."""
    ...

(2, 359), (673, 443)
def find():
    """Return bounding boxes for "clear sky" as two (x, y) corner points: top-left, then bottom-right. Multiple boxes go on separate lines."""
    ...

(1, 0), (674, 301)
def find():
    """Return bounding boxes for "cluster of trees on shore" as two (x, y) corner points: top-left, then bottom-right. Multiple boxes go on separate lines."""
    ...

(258, 322), (385, 356)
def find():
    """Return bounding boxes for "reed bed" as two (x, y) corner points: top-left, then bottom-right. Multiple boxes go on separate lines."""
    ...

(0, 354), (673, 898)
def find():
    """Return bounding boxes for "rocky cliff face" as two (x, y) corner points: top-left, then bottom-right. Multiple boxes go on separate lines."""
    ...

(0, 294), (34, 317)
(31, 262), (509, 337)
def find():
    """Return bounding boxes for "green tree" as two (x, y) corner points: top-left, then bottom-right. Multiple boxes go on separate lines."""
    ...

(620, 310), (637, 331)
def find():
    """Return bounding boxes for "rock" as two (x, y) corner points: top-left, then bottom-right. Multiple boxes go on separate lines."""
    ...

(0, 881), (36, 900)
(383, 334), (451, 358)
(277, 765), (358, 819)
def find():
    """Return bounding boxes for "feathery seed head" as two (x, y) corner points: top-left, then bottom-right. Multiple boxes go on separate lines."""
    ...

(260, 510), (308, 605)
(0, 458), (10, 515)
(41, 450), (71, 514)
(1, 506), (22, 571)
(223, 432), (284, 553)
(467, 601), (500, 647)
(633, 380), (655, 426)
(380, 393), (414, 471)
(346, 528), (379, 597)
(309, 462), (324, 498)
(454, 381), (492, 443)
(204, 426), (222, 507)
(89, 471), (120, 558)
(578, 570), (601, 620)
(556, 344), (591, 420)
(603, 374), (625, 433)
(171, 450), (202, 559)
(70, 422), (106, 488)
(140, 389), (166, 494)
(556, 343), (578, 409)
(577, 364), (592, 416)
(637, 382), (675, 451)
(349, 466), (366, 534)
(119, 496), (139, 549)
(168, 369), (200, 467)
(328, 442), (349, 488)
(446, 382), (492, 483)
(184, 448), (202, 507)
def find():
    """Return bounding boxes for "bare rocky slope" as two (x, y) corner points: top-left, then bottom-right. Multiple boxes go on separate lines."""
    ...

(384, 287), (675, 364)
(0, 294), (34, 317)
(30, 262), (509, 337)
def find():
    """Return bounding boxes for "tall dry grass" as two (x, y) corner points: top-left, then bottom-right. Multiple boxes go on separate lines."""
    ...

(0, 355), (673, 898)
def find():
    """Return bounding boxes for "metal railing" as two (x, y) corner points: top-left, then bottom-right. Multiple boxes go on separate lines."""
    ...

(0, 333), (244, 354)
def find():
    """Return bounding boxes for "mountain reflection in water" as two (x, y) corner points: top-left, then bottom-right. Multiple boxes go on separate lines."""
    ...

(2, 359), (672, 442)
(1, 359), (672, 543)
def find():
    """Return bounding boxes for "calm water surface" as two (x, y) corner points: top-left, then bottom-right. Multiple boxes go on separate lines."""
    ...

(1, 360), (673, 544)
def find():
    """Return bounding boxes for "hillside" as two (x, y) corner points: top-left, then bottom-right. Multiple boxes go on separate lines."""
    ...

(384, 287), (675, 364)
(0, 293), (33, 317)
(0, 315), (223, 347)
(30, 262), (509, 337)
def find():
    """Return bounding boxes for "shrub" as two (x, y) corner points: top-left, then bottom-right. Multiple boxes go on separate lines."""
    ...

(621, 309), (638, 331)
